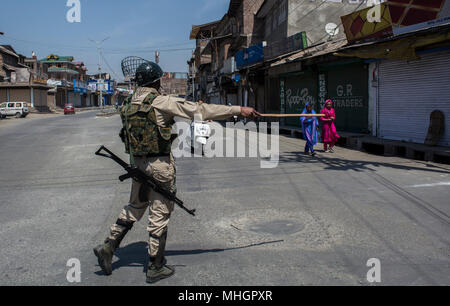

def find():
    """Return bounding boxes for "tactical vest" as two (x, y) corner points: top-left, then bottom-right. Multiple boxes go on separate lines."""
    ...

(120, 91), (173, 157)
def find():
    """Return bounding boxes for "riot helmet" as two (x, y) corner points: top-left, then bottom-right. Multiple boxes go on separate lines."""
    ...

(121, 56), (164, 87)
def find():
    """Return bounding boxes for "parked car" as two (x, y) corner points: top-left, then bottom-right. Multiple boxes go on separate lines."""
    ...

(0, 102), (29, 118)
(0, 103), (5, 119)
(64, 104), (75, 115)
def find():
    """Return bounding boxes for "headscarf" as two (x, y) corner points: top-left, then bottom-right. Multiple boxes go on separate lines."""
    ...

(325, 99), (333, 107)
(302, 102), (314, 114)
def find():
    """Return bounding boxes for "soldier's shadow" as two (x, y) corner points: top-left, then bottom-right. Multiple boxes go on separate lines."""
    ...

(94, 240), (283, 275)
(94, 242), (148, 276)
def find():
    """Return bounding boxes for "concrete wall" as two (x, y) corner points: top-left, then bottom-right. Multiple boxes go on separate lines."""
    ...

(263, 0), (289, 44)
(47, 93), (56, 109)
(0, 55), (6, 80)
(287, 0), (364, 45)
(243, 0), (265, 43)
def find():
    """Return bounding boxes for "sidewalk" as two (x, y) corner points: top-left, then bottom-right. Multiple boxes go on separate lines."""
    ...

(49, 105), (115, 114)
(280, 125), (450, 165)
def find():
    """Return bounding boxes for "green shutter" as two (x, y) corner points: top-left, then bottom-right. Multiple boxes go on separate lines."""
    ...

(322, 63), (369, 133)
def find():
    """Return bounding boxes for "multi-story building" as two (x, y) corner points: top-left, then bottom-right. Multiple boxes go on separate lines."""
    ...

(24, 53), (48, 85)
(161, 72), (188, 96)
(196, 0), (264, 106)
(254, 0), (372, 129)
(0, 45), (27, 82)
(0, 47), (52, 111)
(40, 54), (94, 107)
(189, 20), (220, 101)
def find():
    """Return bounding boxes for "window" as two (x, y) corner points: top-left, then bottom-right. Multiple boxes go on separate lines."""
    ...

(8, 103), (14, 108)
(0, 103), (6, 108)
(15, 103), (22, 107)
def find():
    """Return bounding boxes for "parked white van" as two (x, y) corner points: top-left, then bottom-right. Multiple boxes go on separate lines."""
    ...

(0, 102), (29, 118)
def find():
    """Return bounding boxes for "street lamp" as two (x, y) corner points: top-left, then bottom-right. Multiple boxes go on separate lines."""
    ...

(89, 36), (110, 108)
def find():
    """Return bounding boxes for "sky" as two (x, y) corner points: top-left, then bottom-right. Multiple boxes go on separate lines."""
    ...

(0, 0), (230, 80)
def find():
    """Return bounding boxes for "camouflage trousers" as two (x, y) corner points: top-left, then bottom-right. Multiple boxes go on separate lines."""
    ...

(109, 154), (175, 257)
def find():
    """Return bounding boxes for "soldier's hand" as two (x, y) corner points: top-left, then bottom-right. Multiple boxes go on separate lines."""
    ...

(240, 107), (261, 118)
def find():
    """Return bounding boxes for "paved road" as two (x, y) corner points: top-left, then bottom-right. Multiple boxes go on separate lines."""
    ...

(0, 111), (449, 286)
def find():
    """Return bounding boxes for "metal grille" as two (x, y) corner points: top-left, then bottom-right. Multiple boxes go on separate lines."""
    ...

(378, 50), (450, 146)
(121, 56), (149, 78)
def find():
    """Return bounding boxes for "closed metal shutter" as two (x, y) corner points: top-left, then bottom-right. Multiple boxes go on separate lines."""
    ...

(10, 89), (31, 104)
(68, 92), (79, 106)
(283, 73), (317, 127)
(0, 89), (7, 102)
(379, 50), (450, 146)
(325, 63), (369, 133)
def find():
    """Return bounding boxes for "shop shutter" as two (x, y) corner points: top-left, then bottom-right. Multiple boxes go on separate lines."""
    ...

(283, 72), (317, 127)
(379, 50), (450, 146)
(10, 89), (31, 104)
(68, 92), (79, 106)
(325, 63), (369, 133)
(0, 89), (7, 102)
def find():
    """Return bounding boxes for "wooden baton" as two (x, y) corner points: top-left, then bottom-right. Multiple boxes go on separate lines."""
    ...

(259, 114), (325, 118)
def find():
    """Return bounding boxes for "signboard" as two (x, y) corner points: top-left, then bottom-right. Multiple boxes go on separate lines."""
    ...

(73, 79), (88, 94)
(342, 0), (450, 44)
(88, 80), (114, 94)
(341, 2), (394, 44)
(47, 79), (70, 87)
(264, 32), (308, 59)
(391, 0), (450, 35)
(87, 82), (97, 92)
(235, 43), (264, 69)
(323, 64), (369, 133)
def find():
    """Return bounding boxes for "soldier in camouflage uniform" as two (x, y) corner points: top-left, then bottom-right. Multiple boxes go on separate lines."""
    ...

(94, 58), (259, 284)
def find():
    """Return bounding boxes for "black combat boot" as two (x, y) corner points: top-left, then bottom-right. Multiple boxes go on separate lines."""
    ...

(93, 219), (133, 276)
(146, 232), (175, 284)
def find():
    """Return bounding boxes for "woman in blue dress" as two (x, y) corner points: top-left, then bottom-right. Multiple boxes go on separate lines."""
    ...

(301, 102), (319, 156)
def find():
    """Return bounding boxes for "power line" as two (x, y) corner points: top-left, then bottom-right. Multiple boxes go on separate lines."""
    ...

(1, 34), (194, 53)
(104, 47), (194, 55)
(309, 0), (367, 46)
(101, 53), (120, 80)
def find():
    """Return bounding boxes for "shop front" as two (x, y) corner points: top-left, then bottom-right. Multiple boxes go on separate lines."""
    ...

(378, 49), (450, 146)
(277, 60), (369, 133)
(281, 71), (317, 127)
(318, 61), (369, 133)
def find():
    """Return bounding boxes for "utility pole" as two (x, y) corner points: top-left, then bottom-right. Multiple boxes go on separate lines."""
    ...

(191, 60), (196, 101)
(89, 37), (109, 108)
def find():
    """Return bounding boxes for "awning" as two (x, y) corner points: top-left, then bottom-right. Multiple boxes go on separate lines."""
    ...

(270, 39), (348, 68)
(335, 26), (450, 60)
(2, 63), (18, 71)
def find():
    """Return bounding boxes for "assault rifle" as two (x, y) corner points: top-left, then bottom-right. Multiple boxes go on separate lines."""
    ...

(95, 146), (196, 216)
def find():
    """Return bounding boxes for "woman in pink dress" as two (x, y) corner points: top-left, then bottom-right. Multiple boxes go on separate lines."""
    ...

(320, 99), (340, 153)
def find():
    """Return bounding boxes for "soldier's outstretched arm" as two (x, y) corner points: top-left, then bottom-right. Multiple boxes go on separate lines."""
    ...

(152, 96), (260, 124)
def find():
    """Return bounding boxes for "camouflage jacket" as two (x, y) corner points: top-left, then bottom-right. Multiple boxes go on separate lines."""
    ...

(119, 90), (173, 156)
